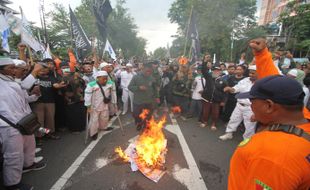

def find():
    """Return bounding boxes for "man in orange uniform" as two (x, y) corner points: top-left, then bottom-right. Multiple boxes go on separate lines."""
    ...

(228, 38), (310, 190)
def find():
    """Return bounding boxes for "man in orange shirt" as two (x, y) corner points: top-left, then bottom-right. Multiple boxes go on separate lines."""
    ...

(228, 38), (310, 190)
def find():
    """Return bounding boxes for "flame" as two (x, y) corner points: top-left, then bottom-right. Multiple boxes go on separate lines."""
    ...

(171, 106), (181, 114)
(115, 146), (130, 162)
(135, 116), (167, 168)
(115, 109), (168, 170)
(139, 109), (150, 120)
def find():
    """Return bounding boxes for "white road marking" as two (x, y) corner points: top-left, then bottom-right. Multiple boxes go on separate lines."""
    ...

(50, 111), (121, 190)
(166, 113), (208, 190)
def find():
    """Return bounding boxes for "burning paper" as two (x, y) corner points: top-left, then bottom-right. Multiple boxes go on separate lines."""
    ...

(115, 110), (167, 183)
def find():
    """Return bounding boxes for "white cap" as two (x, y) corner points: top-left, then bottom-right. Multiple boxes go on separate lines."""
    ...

(96, 71), (108, 78)
(13, 59), (27, 68)
(287, 69), (298, 77)
(0, 57), (14, 66)
(126, 63), (133, 67)
(99, 62), (109, 69)
(248, 65), (256, 71)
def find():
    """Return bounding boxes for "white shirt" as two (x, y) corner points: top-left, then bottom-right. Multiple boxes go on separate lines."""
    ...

(118, 70), (135, 89)
(233, 77), (254, 105)
(192, 75), (205, 100)
(0, 74), (36, 126)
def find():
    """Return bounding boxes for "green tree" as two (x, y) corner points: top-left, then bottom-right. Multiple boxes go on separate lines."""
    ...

(46, 3), (72, 57)
(153, 47), (168, 59)
(168, 0), (258, 62)
(279, 1), (310, 56)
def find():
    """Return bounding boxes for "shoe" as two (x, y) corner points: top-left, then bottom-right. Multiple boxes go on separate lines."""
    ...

(219, 132), (233, 141)
(34, 156), (43, 163)
(5, 183), (34, 190)
(122, 111), (127, 115)
(46, 134), (60, 140)
(23, 160), (47, 173)
(200, 123), (206, 128)
(211, 126), (217, 131)
(104, 127), (114, 131)
(91, 133), (98, 141)
(35, 147), (42, 154)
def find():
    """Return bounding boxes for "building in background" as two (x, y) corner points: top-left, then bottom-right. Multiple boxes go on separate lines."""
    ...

(258, 0), (310, 26)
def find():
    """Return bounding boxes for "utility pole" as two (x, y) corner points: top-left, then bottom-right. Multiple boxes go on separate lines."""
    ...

(39, 0), (48, 46)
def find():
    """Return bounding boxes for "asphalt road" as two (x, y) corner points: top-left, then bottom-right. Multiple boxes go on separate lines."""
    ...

(18, 111), (244, 190)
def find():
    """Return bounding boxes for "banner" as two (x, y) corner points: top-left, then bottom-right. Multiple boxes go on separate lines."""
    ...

(187, 8), (201, 63)
(93, 0), (112, 41)
(20, 8), (44, 52)
(69, 7), (91, 51)
(104, 39), (116, 60)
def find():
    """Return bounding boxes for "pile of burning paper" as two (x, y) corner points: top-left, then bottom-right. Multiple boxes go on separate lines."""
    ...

(115, 109), (168, 183)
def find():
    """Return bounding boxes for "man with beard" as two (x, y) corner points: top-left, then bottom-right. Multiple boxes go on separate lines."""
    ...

(128, 62), (160, 131)
(81, 61), (95, 84)
(219, 65), (258, 140)
(0, 58), (46, 190)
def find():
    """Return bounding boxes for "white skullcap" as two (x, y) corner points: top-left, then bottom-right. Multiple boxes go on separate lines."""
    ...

(126, 63), (133, 67)
(0, 57), (14, 66)
(96, 71), (108, 78)
(13, 59), (27, 68)
(287, 69), (298, 77)
(248, 65), (256, 71)
(99, 62), (109, 69)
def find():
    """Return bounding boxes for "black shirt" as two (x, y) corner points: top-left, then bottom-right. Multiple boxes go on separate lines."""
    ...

(37, 73), (59, 103)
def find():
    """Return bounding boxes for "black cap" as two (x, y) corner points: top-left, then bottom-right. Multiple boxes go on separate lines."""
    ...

(236, 75), (305, 105)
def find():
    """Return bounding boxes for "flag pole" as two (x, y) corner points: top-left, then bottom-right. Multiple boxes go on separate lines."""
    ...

(183, 6), (194, 56)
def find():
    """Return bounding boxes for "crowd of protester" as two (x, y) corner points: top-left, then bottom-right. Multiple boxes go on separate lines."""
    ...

(0, 37), (310, 189)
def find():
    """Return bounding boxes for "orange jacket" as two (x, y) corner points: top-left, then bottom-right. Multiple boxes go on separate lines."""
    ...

(228, 123), (310, 190)
(254, 47), (280, 79)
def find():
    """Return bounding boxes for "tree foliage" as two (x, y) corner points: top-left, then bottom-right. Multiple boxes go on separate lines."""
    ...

(45, 0), (146, 59)
(168, 0), (263, 62)
(153, 47), (168, 59)
(279, 1), (310, 56)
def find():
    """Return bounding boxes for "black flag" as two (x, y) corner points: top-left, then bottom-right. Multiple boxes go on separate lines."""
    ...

(187, 9), (201, 63)
(69, 7), (91, 51)
(93, 0), (112, 41)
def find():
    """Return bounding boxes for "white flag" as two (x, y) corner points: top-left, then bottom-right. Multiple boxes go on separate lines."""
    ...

(20, 9), (43, 52)
(6, 13), (22, 35)
(42, 44), (52, 59)
(2, 29), (10, 52)
(0, 13), (9, 33)
(104, 39), (116, 60)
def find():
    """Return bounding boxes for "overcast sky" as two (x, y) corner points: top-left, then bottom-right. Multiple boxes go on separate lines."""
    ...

(9, 0), (261, 52)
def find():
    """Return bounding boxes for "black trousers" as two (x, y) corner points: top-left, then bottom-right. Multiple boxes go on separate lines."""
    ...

(65, 102), (86, 132)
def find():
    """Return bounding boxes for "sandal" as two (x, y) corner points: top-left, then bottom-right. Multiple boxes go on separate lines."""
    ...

(211, 126), (217, 131)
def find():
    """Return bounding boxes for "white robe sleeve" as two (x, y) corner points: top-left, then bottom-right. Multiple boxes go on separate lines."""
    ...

(21, 74), (36, 90)
(84, 85), (93, 107)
